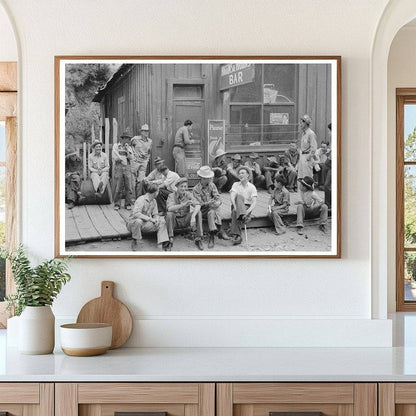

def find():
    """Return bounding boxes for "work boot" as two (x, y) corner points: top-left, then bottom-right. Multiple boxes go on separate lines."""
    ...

(162, 241), (171, 251)
(208, 232), (215, 249)
(131, 239), (143, 252)
(297, 226), (304, 235)
(195, 239), (204, 251)
(67, 202), (75, 209)
(319, 224), (327, 234)
(218, 229), (231, 240)
(232, 235), (242, 245)
(114, 205), (120, 210)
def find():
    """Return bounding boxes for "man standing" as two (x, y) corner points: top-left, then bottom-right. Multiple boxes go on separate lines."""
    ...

(193, 166), (230, 248)
(127, 183), (169, 251)
(244, 152), (266, 189)
(211, 149), (228, 192)
(166, 177), (204, 251)
(112, 134), (134, 210)
(230, 166), (257, 246)
(298, 115), (318, 179)
(268, 176), (290, 235)
(88, 140), (110, 198)
(65, 146), (84, 209)
(295, 176), (328, 235)
(131, 124), (152, 199)
(226, 154), (243, 190)
(173, 119), (194, 176)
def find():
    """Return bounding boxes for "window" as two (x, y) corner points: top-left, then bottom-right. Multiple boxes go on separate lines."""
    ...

(226, 64), (297, 150)
(396, 90), (416, 310)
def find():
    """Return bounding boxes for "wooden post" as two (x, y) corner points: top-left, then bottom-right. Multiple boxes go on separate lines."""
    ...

(91, 123), (95, 142)
(83, 141), (87, 180)
(105, 117), (110, 157)
(112, 117), (118, 144)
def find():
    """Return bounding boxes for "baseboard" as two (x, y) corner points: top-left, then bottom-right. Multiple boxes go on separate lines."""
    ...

(56, 317), (392, 347)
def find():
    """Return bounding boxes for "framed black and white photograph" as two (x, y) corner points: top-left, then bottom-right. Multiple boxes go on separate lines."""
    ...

(55, 56), (341, 258)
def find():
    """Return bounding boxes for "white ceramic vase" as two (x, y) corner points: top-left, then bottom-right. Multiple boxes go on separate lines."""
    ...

(19, 306), (55, 354)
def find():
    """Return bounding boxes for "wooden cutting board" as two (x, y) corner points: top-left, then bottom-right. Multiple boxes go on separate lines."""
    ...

(76, 281), (133, 349)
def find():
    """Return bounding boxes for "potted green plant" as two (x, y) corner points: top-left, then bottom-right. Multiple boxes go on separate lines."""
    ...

(1, 245), (71, 354)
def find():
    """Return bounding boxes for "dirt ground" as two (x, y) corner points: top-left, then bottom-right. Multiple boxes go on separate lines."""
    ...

(66, 223), (332, 253)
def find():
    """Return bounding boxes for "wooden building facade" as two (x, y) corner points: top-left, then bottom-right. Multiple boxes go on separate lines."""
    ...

(93, 62), (332, 175)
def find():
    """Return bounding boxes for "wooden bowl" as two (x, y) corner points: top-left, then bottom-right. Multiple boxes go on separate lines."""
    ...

(60, 323), (112, 356)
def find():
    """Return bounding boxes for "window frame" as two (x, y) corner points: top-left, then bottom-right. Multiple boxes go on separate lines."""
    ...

(0, 62), (18, 328)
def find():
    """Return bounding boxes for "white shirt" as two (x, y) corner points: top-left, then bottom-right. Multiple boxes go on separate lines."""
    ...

(230, 181), (257, 205)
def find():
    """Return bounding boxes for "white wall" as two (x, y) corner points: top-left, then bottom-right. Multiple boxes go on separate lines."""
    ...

(387, 25), (416, 312)
(0, 3), (17, 61)
(0, 0), (393, 347)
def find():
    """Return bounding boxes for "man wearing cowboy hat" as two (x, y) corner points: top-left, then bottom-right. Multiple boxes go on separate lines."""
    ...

(230, 166), (257, 246)
(298, 114), (318, 179)
(211, 148), (228, 192)
(193, 165), (230, 248)
(244, 152), (266, 189)
(112, 132), (134, 210)
(127, 182), (170, 251)
(131, 124), (153, 199)
(263, 155), (280, 193)
(88, 140), (110, 198)
(226, 153), (243, 190)
(295, 176), (328, 235)
(137, 156), (165, 197)
(65, 145), (85, 209)
(166, 177), (204, 251)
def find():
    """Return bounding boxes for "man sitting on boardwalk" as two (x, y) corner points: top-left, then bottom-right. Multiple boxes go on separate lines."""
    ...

(230, 166), (257, 246)
(244, 152), (266, 189)
(137, 156), (165, 197)
(263, 156), (280, 193)
(226, 154), (243, 190)
(193, 166), (230, 248)
(295, 176), (328, 235)
(166, 177), (203, 251)
(268, 176), (290, 235)
(127, 183), (169, 251)
(65, 145), (84, 209)
(211, 149), (228, 192)
(156, 165), (180, 214)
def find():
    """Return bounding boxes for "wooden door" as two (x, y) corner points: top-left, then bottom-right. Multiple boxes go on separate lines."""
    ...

(56, 382), (215, 416)
(379, 383), (416, 416)
(217, 383), (377, 416)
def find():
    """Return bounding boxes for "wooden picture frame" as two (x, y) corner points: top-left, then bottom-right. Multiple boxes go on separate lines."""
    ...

(55, 56), (341, 258)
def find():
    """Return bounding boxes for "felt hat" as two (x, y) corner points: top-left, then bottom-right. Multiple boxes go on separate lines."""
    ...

(65, 144), (78, 158)
(120, 131), (132, 139)
(197, 165), (214, 178)
(214, 149), (227, 159)
(176, 177), (188, 186)
(231, 153), (242, 161)
(91, 140), (103, 149)
(154, 156), (165, 165)
(249, 152), (259, 159)
(298, 176), (315, 190)
(237, 165), (251, 175)
(300, 114), (312, 125)
(140, 124), (150, 131)
(267, 156), (279, 167)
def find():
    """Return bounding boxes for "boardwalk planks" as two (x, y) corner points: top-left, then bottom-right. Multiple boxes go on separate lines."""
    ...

(71, 205), (101, 241)
(85, 205), (121, 239)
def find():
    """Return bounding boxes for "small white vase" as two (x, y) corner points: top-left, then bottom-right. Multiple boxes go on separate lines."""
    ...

(19, 306), (55, 354)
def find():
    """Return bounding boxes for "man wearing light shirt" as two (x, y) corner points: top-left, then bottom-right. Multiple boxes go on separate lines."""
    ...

(155, 165), (180, 214)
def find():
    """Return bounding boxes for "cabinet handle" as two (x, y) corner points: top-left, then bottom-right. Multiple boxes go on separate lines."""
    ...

(115, 412), (167, 416)
(270, 413), (324, 416)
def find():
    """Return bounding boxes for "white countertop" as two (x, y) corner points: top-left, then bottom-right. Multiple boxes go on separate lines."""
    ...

(2, 328), (416, 382)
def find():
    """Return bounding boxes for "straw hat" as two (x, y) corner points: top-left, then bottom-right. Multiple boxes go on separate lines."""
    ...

(197, 166), (214, 178)
(214, 149), (227, 159)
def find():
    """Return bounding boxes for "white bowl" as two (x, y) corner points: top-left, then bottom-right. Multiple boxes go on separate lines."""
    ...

(60, 323), (112, 356)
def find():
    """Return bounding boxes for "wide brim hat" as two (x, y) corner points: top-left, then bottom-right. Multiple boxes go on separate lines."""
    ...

(231, 153), (242, 161)
(267, 156), (279, 167)
(249, 152), (259, 159)
(301, 114), (312, 125)
(65, 144), (77, 158)
(237, 166), (251, 175)
(120, 131), (132, 139)
(214, 149), (227, 159)
(154, 156), (165, 165)
(176, 177), (188, 186)
(298, 176), (315, 189)
(140, 124), (150, 131)
(197, 165), (214, 178)
(91, 140), (103, 149)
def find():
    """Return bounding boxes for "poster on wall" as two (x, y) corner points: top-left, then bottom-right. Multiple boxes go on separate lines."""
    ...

(55, 56), (341, 258)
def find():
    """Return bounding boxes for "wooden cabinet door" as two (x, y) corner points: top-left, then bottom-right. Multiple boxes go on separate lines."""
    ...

(56, 383), (215, 416)
(217, 383), (377, 416)
(379, 383), (416, 416)
(0, 383), (53, 416)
